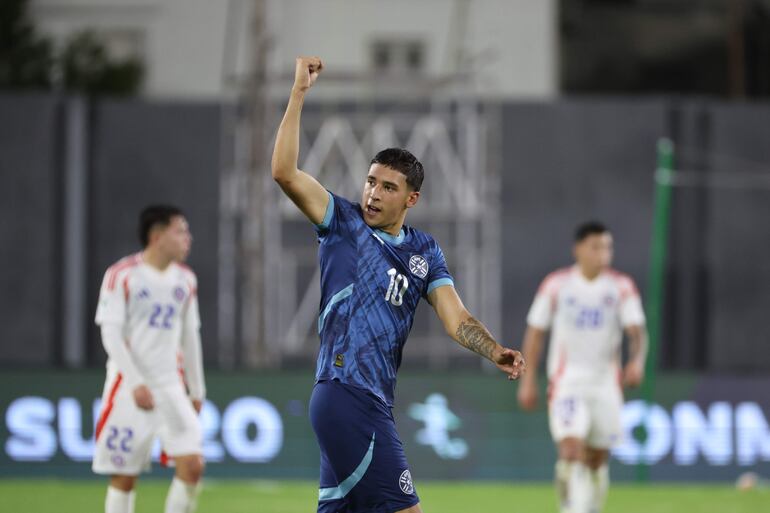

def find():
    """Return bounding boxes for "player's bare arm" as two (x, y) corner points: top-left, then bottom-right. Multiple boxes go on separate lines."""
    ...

(271, 56), (329, 224)
(517, 325), (547, 411)
(428, 285), (525, 380)
(622, 324), (648, 387)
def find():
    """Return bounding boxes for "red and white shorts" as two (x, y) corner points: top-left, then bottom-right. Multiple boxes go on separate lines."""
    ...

(548, 381), (623, 449)
(92, 375), (202, 475)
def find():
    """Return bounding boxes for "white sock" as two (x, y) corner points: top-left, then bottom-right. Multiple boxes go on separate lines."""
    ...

(565, 461), (592, 513)
(555, 460), (570, 512)
(589, 464), (609, 513)
(105, 486), (135, 513)
(164, 477), (201, 513)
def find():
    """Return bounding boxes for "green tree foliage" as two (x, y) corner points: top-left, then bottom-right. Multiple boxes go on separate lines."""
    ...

(0, 0), (54, 88)
(0, 0), (144, 96)
(61, 31), (144, 96)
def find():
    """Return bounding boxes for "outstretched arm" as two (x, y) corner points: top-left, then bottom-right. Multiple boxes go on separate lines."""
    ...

(271, 56), (330, 225)
(428, 285), (525, 380)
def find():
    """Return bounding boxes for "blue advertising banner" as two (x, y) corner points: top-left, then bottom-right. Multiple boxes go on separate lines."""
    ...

(1, 371), (769, 481)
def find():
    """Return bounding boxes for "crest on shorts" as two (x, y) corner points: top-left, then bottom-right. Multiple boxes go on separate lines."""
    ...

(399, 469), (415, 495)
(409, 255), (429, 279)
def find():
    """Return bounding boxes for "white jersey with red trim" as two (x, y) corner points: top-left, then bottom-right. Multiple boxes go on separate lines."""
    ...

(526, 266), (645, 386)
(95, 253), (201, 388)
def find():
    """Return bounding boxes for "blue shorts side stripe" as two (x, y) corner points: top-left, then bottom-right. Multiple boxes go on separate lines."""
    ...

(318, 432), (375, 501)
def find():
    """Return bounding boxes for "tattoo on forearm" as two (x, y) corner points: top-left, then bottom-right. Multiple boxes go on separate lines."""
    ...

(455, 317), (497, 360)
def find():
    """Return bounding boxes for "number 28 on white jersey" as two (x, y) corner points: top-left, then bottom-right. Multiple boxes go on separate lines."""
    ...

(526, 266), (645, 384)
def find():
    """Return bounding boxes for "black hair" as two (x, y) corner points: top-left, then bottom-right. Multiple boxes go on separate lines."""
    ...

(574, 221), (609, 242)
(370, 148), (424, 192)
(139, 205), (184, 247)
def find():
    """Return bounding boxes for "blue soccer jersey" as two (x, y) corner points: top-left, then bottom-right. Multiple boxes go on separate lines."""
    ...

(314, 191), (454, 406)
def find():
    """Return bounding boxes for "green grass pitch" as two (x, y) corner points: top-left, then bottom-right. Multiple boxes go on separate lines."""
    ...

(1, 479), (767, 512)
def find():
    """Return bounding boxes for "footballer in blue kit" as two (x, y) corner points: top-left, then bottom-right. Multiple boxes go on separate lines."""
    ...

(272, 56), (526, 513)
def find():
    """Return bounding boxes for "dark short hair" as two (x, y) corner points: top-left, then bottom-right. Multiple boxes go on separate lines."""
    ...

(139, 205), (184, 247)
(370, 148), (424, 191)
(574, 221), (609, 242)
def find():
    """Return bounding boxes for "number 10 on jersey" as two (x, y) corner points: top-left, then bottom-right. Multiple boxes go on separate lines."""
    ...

(385, 268), (409, 306)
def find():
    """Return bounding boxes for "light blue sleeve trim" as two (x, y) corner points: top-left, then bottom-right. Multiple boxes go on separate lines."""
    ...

(317, 283), (354, 333)
(319, 433), (375, 501)
(427, 277), (454, 294)
(315, 191), (335, 230)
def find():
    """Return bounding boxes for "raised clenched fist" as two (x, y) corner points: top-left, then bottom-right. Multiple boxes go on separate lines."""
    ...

(293, 56), (323, 93)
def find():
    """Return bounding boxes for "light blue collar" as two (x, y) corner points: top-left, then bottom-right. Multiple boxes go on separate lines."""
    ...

(375, 228), (406, 246)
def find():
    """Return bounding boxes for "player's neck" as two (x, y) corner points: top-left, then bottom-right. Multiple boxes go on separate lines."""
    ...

(377, 213), (407, 237)
(577, 265), (602, 281)
(142, 248), (174, 272)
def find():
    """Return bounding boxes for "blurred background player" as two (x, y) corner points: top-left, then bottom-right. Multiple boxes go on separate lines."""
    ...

(272, 56), (525, 513)
(517, 221), (648, 513)
(92, 206), (206, 513)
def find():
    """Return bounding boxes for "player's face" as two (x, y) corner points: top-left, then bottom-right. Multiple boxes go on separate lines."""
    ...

(361, 163), (419, 231)
(575, 232), (613, 272)
(158, 215), (192, 262)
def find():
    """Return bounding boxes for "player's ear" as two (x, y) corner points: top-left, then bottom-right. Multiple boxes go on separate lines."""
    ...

(148, 225), (164, 246)
(405, 190), (420, 209)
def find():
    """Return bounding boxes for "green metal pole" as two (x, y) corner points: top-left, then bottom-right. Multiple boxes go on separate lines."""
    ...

(636, 138), (674, 482)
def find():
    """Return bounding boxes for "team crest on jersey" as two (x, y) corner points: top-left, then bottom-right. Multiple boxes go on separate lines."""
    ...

(409, 255), (429, 279)
(173, 286), (186, 302)
(399, 469), (414, 495)
(603, 295), (615, 307)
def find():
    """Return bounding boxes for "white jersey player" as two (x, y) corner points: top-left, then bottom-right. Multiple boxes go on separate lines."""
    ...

(93, 205), (206, 513)
(517, 221), (647, 513)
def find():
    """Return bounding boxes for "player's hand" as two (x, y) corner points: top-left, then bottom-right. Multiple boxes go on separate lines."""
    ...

(133, 385), (154, 410)
(293, 56), (323, 93)
(622, 360), (644, 388)
(517, 378), (539, 411)
(493, 347), (526, 380)
(191, 399), (203, 414)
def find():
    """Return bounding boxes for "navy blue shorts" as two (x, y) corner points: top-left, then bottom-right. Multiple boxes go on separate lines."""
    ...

(309, 380), (419, 513)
